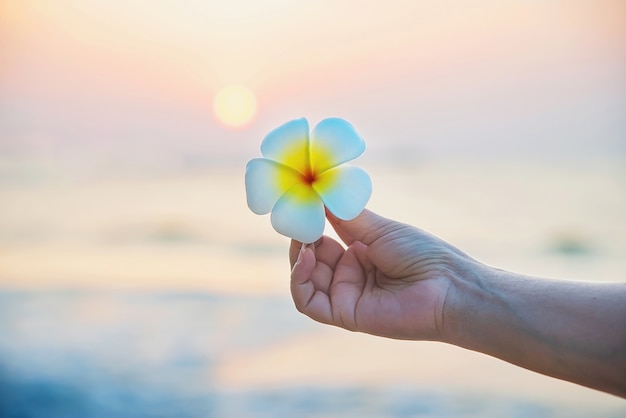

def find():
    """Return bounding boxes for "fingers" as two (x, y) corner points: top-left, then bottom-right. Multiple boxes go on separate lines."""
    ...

(290, 243), (333, 325)
(328, 209), (399, 246)
(289, 237), (324, 268)
(290, 237), (345, 270)
(291, 242), (315, 287)
(290, 236), (347, 326)
(329, 241), (368, 330)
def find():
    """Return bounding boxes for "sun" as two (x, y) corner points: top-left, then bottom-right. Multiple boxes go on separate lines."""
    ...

(213, 84), (257, 127)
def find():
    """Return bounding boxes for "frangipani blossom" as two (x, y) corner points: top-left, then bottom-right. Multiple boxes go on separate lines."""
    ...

(245, 117), (372, 243)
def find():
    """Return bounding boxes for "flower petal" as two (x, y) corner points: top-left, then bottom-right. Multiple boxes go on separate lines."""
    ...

(260, 117), (310, 175)
(310, 118), (365, 174)
(270, 183), (325, 243)
(245, 158), (302, 215)
(313, 166), (372, 220)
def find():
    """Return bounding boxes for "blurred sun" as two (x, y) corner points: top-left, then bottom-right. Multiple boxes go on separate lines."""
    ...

(213, 84), (257, 127)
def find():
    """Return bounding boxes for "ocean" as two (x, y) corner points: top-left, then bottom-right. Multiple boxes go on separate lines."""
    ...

(0, 158), (624, 417)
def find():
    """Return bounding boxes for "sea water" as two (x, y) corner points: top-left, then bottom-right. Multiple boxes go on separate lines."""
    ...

(0, 158), (624, 417)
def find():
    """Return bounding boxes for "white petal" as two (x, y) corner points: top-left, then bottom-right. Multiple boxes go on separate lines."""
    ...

(310, 118), (365, 174)
(245, 158), (301, 215)
(270, 183), (325, 243)
(313, 166), (372, 220)
(260, 117), (310, 175)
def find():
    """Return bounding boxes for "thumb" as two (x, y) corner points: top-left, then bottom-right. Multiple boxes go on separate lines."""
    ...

(328, 209), (398, 246)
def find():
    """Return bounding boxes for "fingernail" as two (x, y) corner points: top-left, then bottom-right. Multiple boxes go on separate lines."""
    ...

(296, 242), (306, 264)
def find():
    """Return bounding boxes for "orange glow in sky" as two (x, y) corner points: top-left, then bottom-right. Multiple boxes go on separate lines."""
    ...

(0, 0), (624, 159)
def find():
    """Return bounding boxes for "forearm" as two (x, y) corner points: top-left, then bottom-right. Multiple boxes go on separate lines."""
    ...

(442, 262), (626, 397)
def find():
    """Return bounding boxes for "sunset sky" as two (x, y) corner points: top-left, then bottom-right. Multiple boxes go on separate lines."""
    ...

(1, 0), (625, 169)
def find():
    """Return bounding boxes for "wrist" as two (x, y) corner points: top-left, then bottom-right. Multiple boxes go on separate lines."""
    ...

(438, 258), (499, 347)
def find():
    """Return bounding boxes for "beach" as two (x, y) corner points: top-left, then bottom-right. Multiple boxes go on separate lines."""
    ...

(1, 159), (625, 417)
(2, 1), (625, 415)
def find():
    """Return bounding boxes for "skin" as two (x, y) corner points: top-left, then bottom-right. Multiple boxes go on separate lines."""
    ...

(289, 209), (626, 398)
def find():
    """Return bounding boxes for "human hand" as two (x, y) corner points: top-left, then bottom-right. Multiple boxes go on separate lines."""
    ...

(289, 209), (477, 341)
(289, 209), (626, 397)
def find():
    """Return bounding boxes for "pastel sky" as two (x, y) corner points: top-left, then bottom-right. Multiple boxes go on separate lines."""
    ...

(1, 0), (625, 168)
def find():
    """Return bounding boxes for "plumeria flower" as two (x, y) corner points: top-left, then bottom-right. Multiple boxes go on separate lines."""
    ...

(245, 117), (372, 243)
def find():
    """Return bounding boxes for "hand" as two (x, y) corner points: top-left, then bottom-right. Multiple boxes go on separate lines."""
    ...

(289, 209), (626, 397)
(289, 209), (477, 341)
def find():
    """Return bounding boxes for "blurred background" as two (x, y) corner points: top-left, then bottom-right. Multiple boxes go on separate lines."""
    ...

(1, 0), (625, 416)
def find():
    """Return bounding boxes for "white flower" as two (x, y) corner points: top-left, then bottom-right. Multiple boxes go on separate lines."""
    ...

(245, 117), (372, 243)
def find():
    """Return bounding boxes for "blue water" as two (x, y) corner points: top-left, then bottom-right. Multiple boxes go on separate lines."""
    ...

(0, 291), (623, 418)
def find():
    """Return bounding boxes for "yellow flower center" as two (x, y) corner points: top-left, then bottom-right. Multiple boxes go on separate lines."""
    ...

(275, 139), (335, 192)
